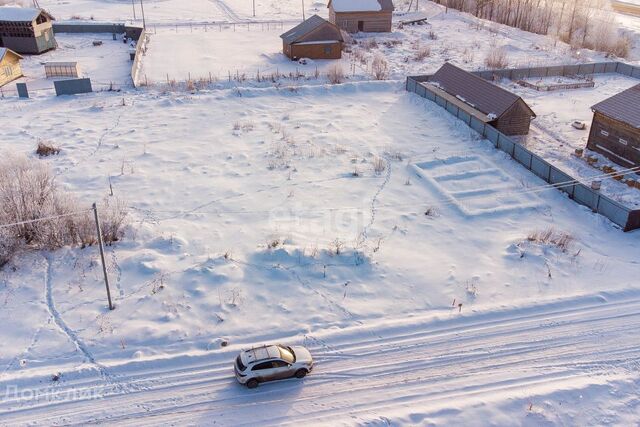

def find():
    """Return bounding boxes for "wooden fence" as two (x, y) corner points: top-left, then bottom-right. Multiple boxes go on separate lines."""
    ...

(406, 61), (640, 232)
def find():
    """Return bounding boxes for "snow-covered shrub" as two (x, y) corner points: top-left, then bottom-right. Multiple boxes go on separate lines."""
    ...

(371, 54), (389, 80)
(527, 228), (575, 252)
(0, 155), (128, 264)
(326, 66), (345, 84)
(484, 46), (509, 69)
(414, 45), (431, 61)
(372, 156), (386, 174)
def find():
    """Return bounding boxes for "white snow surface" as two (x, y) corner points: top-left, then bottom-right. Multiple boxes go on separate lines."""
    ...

(330, 0), (382, 12)
(0, 82), (639, 425)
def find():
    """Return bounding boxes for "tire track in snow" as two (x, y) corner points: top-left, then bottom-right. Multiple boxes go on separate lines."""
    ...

(3, 294), (639, 425)
(209, 0), (244, 22)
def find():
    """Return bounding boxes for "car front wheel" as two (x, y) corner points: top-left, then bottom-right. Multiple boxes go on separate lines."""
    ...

(295, 369), (308, 379)
(246, 379), (259, 389)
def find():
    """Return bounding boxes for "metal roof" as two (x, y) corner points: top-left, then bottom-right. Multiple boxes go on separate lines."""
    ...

(280, 15), (340, 45)
(429, 62), (534, 119)
(328, 0), (395, 12)
(0, 7), (51, 22)
(591, 84), (640, 129)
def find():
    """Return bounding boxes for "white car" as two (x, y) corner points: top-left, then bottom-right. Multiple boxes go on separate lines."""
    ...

(234, 344), (313, 388)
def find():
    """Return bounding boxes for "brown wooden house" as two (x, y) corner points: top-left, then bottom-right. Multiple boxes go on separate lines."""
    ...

(281, 15), (344, 60)
(328, 0), (394, 33)
(426, 63), (536, 135)
(0, 47), (22, 87)
(0, 7), (57, 54)
(587, 84), (640, 169)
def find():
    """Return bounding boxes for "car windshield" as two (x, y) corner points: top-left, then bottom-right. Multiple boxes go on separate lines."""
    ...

(278, 345), (295, 364)
(236, 355), (247, 371)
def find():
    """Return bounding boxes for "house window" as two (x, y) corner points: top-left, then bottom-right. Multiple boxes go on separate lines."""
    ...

(619, 138), (628, 145)
(600, 130), (609, 137)
(3, 66), (11, 77)
(324, 46), (332, 54)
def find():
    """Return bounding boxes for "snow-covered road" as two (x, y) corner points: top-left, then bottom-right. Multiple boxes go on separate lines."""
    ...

(1, 291), (638, 425)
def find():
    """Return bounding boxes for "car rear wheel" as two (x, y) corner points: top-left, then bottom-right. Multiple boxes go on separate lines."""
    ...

(295, 369), (308, 379)
(246, 379), (259, 389)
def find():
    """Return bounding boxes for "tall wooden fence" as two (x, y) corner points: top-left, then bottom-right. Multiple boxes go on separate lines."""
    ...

(406, 61), (640, 232)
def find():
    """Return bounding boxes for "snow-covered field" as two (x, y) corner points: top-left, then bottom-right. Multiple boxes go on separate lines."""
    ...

(500, 74), (640, 207)
(1, 82), (639, 425)
(1, 0), (640, 425)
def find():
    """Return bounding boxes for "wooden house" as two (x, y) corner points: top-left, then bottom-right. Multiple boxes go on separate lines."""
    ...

(328, 0), (394, 33)
(0, 47), (22, 87)
(0, 7), (57, 54)
(426, 63), (536, 135)
(281, 15), (344, 60)
(587, 84), (640, 169)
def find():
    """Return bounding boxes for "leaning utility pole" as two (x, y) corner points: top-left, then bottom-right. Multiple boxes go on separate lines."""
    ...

(253, 0), (256, 17)
(132, 0), (137, 20)
(93, 203), (114, 311)
(302, 0), (305, 20)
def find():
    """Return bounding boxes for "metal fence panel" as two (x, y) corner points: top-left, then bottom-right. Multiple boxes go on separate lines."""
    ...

(417, 82), (427, 97)
(16, 83), (28, 98)
(457, 109), (471, 125)
(578, 64), (596, 75)
(632, 67), (640, 79)
(544, 66), (564, 77)
(484, 126), (499, 144)
(446, 102), (458, 115)
(605, 62), (619, 73)
(497, 134), (515, 155)
(435, 94), (447, 108)
(528, 67), (547, 78)
(510, 68), (529, 80)
(597, 197), (631, 228)
(617, 62), (633, 76)
(513, 144), (532, 168)
(54, 78), (92, 96)
(563, 64), (580, 75)
(626, 210), (640, 231)
(574, 184), (599, 211)
(530, 154), (550, 180)
(549, 166), (575, 197)
(406, 77), (417, 92)
(470, 117), (485, 134)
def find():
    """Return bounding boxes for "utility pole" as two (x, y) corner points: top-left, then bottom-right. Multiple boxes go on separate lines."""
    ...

(93, 203), (114, 311)
(253, 0), (256, 17)
(140, 0), (147, 29)
(302, 0), (305, 20)
(132, 0), (136, 20)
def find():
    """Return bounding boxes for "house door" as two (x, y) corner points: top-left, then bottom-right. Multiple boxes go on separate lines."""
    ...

(358, 21), (364, 31)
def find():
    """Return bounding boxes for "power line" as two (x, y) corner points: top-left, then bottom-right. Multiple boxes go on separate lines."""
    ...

(0, 209), (92, 230)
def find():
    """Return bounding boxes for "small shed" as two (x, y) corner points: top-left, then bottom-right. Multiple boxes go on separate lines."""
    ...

(281, 15), (344, 60)
(0, 7), (57, 54)
(44, 61), (80, 78)
(426, 63), (536, 135)
(0, 47), (23, 87)
(587, 84), (640, 169)
(328, 0), (394, 33)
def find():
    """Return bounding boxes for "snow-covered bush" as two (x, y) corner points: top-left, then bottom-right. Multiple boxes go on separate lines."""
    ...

(414, 45), (431, 61)
(484, 46), (509, 69)
(371, 54), (389, 80)
(326, 66), (345, 84)
(0, 154), (127, 267)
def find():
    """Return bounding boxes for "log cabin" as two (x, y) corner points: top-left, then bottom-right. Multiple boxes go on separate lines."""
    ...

(328, 0), (394, 33)
(587, 84), (640, 169)
(0, 7), (57, 54)
(426, 62), (536, 136)
(281, 15), (344, 60)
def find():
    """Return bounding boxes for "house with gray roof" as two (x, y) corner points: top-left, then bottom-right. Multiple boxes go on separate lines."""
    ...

(0, 7), (57, 54)
(587, 84), (640, 169)
(425, 62), (536, 135)
(328, 0), (394, 33)
(281, 15), (343, 60)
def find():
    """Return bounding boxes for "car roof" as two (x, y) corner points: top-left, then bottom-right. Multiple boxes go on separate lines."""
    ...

(242, 345), (281, 364)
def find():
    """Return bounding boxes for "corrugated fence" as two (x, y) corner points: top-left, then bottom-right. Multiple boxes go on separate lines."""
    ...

(406, 61), (640, 232)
